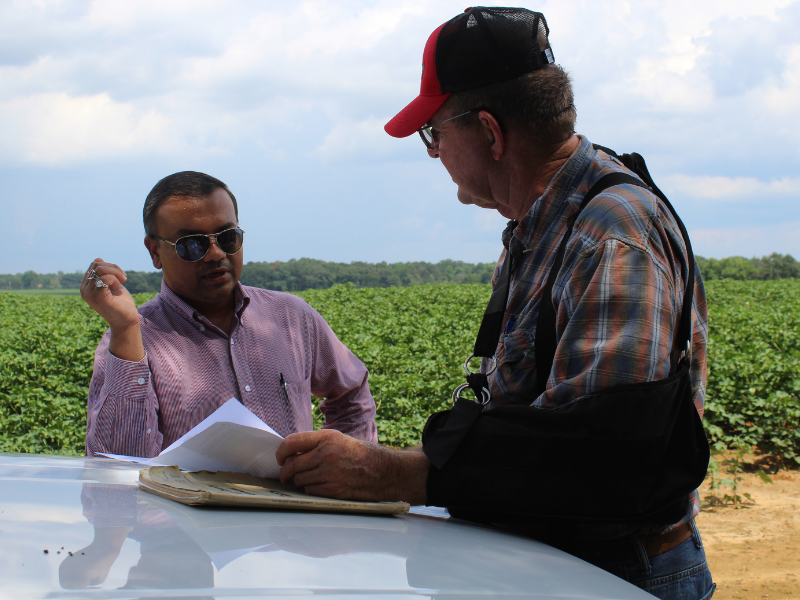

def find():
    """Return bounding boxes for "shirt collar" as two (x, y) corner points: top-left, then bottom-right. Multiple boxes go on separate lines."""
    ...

(158, 279), (251, 326)
(509, 135), (594, 253)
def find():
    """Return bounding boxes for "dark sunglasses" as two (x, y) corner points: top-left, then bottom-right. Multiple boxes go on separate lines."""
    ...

(152, 227), (245, 262)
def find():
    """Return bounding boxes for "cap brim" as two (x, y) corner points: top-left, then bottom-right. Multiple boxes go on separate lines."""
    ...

(384, 93), (451, 138)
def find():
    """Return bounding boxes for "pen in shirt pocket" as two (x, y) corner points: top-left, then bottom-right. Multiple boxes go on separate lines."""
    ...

(279, 373), (290, 405)
(503, 314), (516, 335)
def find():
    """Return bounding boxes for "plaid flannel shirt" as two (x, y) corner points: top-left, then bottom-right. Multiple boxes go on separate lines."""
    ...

(489, 136), (709, 538)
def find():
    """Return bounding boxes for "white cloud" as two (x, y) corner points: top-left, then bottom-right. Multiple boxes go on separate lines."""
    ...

(2, 0), (795, 168)
(0, 0), (799, 270)
(564, 0), (800, 177)
(764, 43), (800, 114)
(663, 174), (800, 200)
(0, 0), (451, 166)
(0, 92), (178, 164)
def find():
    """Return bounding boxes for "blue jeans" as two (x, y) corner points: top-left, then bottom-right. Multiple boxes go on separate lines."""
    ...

(592, 521), (715, 600)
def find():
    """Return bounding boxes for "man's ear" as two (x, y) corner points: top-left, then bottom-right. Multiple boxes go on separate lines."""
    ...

(144, 237), (163, 270)
(478, 110), (505, 161)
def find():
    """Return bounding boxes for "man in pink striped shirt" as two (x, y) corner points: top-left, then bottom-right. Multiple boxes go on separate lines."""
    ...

(81, 171), (377, 458)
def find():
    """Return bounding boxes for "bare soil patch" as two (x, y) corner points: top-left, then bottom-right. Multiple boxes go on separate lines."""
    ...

(698, 468), (800, 600)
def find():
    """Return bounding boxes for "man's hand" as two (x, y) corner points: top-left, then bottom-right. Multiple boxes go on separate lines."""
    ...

(80, 258), (145, 362)
(276, 429), (430, 506)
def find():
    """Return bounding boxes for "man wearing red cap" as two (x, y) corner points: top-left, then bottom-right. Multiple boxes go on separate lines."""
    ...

(277, 7), (713, 599)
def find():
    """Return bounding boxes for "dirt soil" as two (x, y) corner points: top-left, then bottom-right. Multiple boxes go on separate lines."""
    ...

(697, 467), (800, 600)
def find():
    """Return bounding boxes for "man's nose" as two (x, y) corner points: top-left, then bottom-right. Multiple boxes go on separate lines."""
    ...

(427, 145), (440, 159)
(204, 236), (227, 261)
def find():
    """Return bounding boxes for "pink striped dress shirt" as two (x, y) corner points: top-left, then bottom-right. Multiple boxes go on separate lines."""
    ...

(85, 282), (377, 457)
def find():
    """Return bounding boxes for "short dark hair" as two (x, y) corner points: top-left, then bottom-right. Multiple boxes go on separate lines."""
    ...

(143, 171), (238, 237)
(447, 64), (577, 147)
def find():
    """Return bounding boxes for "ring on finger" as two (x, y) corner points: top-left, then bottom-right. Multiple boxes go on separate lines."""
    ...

(87, 270), (108, 289)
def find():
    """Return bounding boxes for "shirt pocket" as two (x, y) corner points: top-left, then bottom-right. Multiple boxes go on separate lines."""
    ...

(497, 329), (533, 368)
(493, 330), (542, 405)
(284, 376), (313, 434)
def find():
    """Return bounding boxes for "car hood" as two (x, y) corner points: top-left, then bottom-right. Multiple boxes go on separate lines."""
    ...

(0, 453), (653, 599)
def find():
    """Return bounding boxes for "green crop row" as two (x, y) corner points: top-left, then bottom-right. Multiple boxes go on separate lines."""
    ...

(703, 280), (800, 464)
(299, 283), (489, 446)
(0, 292), (107, 454)
(0, 280), (798, 464)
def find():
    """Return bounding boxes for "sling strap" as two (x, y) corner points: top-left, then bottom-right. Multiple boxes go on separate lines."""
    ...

(593, 148), (697, 364)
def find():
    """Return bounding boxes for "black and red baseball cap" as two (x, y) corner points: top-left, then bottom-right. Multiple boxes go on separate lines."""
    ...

(384, 7), (556, 138)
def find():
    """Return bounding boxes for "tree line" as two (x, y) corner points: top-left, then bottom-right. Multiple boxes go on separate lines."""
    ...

(695, 253), (799, 281)
(2, 253), (797, 293)
(0, 259), (496, 293)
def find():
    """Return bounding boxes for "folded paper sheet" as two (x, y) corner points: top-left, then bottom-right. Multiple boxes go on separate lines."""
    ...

(100, 398), (284, 478)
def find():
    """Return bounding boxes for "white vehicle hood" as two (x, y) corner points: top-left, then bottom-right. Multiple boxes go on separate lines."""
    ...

(0, 453), (654, 600)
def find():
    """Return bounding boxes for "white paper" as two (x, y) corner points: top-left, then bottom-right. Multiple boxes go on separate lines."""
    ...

(408, 506), (450, 519)
(100, 397), (284, 478)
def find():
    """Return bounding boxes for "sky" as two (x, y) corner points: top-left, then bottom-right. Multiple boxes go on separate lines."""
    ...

(0, 0), (798, 274)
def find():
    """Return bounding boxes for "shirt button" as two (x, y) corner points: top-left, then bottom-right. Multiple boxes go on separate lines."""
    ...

(199, 326), (205, 332)
(137, 377), (146, 385)
(245, 385), (251, 392)
(146, 428), (152, 434)
(230, 339), (235, 345)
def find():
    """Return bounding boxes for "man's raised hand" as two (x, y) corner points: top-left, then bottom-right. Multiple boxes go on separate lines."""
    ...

(81, 259), (137, 328)
(80, 259), (145, 362)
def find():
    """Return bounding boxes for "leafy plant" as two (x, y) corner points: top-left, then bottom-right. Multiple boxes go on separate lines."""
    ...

(299, 283), (490, 446)
(703, 441), (774, 508)
(702, 279), (800, 466)
(1, 279), (799, 459)
(0, 293), (110, 454)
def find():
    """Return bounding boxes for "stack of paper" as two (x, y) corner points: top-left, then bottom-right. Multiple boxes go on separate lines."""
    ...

(100, 398), (285, 478)
(139, 466), (410, 515)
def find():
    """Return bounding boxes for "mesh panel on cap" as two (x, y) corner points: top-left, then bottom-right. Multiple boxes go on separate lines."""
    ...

(435, 7), (553, 94)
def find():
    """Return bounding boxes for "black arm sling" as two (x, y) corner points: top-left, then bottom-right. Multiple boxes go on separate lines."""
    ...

(421, 151), (710, 526)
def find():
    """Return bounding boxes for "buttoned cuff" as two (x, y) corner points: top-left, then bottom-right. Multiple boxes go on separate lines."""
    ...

(103, 351), (151, 400)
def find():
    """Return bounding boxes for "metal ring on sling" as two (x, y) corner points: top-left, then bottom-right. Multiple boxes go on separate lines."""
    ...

(462, 353), (497, 377)
(451, 383), (491, 407)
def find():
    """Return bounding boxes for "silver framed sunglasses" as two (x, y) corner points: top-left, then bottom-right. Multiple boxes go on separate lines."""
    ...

(418, 106), (502, 150)
(418, 109), (478, 150)
(152, 227), (245, 262)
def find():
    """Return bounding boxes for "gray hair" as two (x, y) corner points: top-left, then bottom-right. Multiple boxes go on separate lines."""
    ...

(446, 64), (577, 147)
